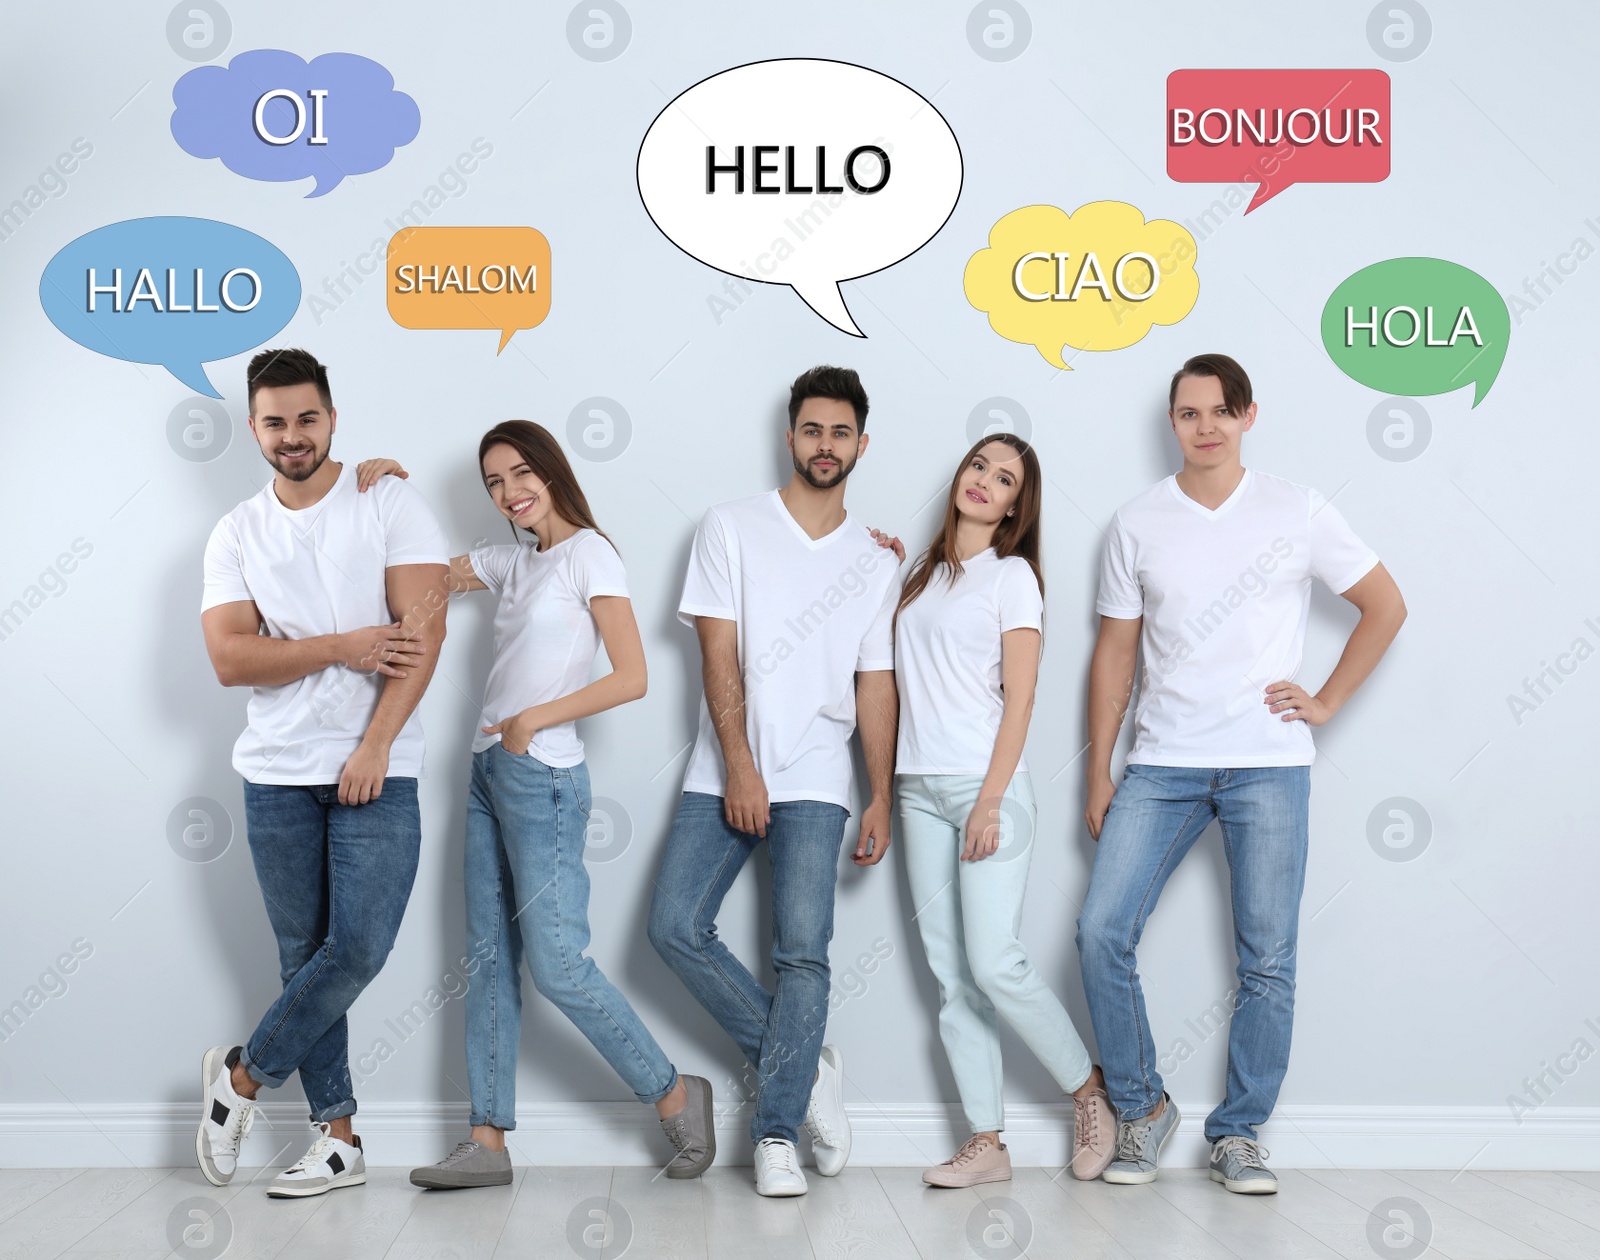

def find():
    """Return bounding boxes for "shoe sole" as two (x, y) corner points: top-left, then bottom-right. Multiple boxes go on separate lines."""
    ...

(809, 1045), (851, 1177)
(410, 1170), (514, 1190)
(665, 1076), (717, 1180)
(755, 1181), (808, 1197)
(268, 1172), (367, 1198)
(923, 1168), (1013, 1188)
(1210, 1169), (1278, 1194)
(197, 1046), (231, 1188)
(1101, 1104), (1179, 1185)
(1069, 1148), (1118, 1182)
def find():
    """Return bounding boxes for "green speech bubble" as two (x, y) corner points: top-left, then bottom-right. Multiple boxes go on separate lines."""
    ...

(1320, 257), (1509, 407)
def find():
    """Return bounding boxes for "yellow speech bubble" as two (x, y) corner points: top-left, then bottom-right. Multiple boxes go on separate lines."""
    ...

(963, 202), (1198, 368)
(386, 226), (551, 352)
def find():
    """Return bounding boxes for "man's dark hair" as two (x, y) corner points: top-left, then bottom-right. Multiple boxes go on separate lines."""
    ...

(247, 348), (332, 414)
(1169, 353), (1252, 418)
(788, 365), (869, 432)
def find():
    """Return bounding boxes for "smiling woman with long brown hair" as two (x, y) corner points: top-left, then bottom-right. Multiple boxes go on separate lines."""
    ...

(354, 424), (716, 1190)
(892, 432), (1115, 1189)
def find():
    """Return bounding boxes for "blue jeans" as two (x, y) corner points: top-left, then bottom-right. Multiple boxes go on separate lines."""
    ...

(465, 746), (676, 1128)
(898, 772), (1093, 1133)
(647, 792), (850, 1145)
(1076, 764), (1310, 1142)
(240, 777), (422, 1122)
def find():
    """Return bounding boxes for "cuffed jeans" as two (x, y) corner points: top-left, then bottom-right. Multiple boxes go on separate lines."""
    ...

(240, 777), (422, 1122)
(466, 745), (677, 1129)
(647, 792), (850, 1145)
(898, 772), (1093, 1134)
(1076, 764), (1310, 1142)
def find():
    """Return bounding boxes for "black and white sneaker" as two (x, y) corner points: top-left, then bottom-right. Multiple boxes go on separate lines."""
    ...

(197, 1045), (255, 1187)
(267, 1122), (366, 1197)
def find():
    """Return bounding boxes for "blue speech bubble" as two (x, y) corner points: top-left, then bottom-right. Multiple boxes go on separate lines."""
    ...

(39, 217), (302, 397)
(171, 50), (421, 197)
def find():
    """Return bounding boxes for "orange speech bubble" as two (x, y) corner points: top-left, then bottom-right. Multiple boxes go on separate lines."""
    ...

(386, 226), (550, 352)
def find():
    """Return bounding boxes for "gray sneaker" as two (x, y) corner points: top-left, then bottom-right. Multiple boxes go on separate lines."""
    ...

(1101, 1094), (1180, 1184)
(409, 1139), (512, 1189)
(659, 1074), (716, 1178)
(1210, 1136), (1278, 1193)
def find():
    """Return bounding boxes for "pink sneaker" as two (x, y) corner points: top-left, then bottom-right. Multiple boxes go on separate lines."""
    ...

(1070, 1078), (1117, 1180)
(923, 1135), (1012, 1187)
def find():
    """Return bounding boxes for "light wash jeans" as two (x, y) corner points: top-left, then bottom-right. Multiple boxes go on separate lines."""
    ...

(898, 772), (1093, 1133)
(647, 792), (850, 1146)
(465, 745), (677, 1129)
(240, 777), (422, 1122)
(1076, 764), (1311, 1142)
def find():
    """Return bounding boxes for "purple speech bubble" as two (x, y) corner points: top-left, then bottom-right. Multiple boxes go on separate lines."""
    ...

(171, 49), (420, 197)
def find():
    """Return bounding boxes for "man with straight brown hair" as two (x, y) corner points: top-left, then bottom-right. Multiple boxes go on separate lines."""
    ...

(1077, 353), (1406, 1192)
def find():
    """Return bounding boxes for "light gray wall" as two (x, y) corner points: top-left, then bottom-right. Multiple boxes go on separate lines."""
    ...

(1, 0), (1594, 1141)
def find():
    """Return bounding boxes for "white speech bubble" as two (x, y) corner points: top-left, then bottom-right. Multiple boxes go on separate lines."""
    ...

(637, 58), (963, 336)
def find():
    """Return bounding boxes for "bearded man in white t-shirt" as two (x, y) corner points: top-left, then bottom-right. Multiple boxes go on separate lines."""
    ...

(1077, 353), (1407, 1194)
(648, 365), (902, 1198)
(193, 349), (451, 1198)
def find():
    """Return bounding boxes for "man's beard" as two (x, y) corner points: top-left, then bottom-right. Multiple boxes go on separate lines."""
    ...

(793, 450), (856, 490)
(270, 445), (329, 482)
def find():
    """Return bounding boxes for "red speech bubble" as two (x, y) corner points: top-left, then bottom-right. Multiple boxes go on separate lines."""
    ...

(1166, 69), (1390, 213)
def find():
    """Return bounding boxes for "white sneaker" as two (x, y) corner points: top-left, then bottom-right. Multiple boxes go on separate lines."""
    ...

(802, 1044), (851, 1176)
(267, 1122), (366, 1197)
(754, 1137), (808, 1197)
(196, 1045), (255, 1187)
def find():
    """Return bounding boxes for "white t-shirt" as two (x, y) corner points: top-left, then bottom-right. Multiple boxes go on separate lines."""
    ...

(895, 550), (1043, 775)
(468, 529), (630, 767)
(201, 464), (450, 784)
(678, 490), (900, 809)
(1096, 468), (1379, 768)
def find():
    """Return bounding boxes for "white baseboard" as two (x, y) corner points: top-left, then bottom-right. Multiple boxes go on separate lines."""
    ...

(2, 1101), (1595, 1170)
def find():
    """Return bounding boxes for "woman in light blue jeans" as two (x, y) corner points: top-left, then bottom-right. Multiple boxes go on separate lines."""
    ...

(358, 423), (713, 1184)
(892, 433), (1113, 1187)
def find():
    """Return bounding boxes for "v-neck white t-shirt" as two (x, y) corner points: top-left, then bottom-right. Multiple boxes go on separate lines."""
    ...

(894, 549), (1044, 775)
(1096, 468), (1379, 768)
(200, 464), (450, 784)
(468, 529), (629, 766)
(677, 489), (900, 808)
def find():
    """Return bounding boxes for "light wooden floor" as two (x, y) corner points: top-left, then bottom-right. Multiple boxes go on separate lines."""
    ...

(3, 1163), (1598, 1259)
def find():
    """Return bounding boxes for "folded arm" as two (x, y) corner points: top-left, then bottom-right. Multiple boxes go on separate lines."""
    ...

(338, 562), (451, 803)
(200, 601), (424, 688)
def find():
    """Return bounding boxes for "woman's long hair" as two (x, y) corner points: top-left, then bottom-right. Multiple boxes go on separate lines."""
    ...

(478, 420), (616, 552)
(897, 432), (1042, 618)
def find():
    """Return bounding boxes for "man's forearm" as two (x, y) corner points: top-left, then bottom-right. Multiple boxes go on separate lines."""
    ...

(1086, 649), (1135, 778)
(703, 649), (756, 772)
(219, 631), (344, 689)
(855, 671), (898, 800)
(1315, 605), (1405, 717)
(362, 648), (440, 748)
(363, 569), (450, 748)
